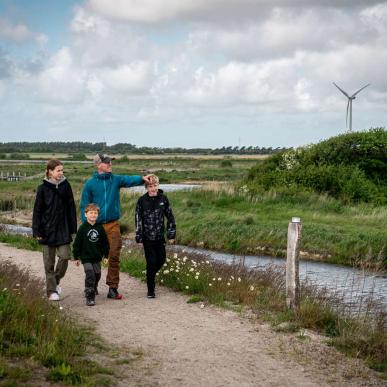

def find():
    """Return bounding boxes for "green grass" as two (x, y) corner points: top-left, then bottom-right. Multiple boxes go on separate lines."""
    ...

(120, 246), (386, 374)
(1, 157), (386, 268)
(120, 188), (387, 269)
(0, 260), (119, 385)
(0, 232), (41, 251)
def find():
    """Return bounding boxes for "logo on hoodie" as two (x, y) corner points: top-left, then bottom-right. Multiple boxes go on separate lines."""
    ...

(87, 229), (99, 242)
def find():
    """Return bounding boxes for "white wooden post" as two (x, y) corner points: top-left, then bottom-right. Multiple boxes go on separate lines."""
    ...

(286, 217), (302, 310)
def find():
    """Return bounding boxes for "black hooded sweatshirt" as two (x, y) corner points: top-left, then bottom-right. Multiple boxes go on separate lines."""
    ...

(135, 189), (176, 243)
(32, 178), (77, 246)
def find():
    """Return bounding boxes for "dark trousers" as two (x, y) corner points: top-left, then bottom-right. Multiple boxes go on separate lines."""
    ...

(83, 262), (101, 299)
(143, 241), (166, 293)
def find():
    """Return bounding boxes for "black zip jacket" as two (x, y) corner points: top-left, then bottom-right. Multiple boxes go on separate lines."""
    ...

(32, 178), (77, 246)
(73, 222), (109, 264)
(135, 189), (176, 243)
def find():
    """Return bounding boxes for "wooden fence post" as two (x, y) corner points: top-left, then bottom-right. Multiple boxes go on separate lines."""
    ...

(286, 217), (302, 310)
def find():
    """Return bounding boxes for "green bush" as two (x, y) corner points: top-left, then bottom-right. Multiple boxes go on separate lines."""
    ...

(8, 153), (30, 160)
(245, 128), (387, 204)
(71, 153), (87, 161)
(220, 160), (233, 167)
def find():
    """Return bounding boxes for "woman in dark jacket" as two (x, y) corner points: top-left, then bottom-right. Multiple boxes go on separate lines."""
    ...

(32, 159), (77, 301)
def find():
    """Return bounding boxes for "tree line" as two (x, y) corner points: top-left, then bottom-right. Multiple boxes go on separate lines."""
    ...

(0, 142), (288, 155)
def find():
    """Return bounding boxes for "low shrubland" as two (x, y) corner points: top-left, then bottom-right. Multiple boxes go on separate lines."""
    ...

(244, 128), (387, 204)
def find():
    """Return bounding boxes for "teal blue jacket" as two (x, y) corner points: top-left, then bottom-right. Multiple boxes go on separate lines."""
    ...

(80, 172), (143, 224)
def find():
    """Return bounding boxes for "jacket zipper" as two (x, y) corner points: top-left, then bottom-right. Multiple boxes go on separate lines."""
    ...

(103, 179), (107, 223)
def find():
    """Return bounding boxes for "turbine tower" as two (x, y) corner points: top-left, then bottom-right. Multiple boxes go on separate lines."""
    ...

(333, 82), (370, 132)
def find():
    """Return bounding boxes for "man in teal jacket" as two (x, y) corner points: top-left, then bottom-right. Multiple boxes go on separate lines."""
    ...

(80, 154), (151, 300)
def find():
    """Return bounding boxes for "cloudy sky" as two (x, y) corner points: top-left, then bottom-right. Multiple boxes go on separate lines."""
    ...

(0, 0), (386, 148)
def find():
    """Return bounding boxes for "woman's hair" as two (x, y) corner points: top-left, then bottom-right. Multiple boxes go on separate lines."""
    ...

(46, 159), (63, 178)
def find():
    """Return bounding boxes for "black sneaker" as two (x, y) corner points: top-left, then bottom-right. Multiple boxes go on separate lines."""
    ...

(86, 298), (95, 306)
(107, 287), (123, 300)
(147, 291), (155, 299)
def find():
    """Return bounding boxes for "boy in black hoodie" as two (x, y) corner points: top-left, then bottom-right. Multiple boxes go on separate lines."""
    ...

(135, 175), (176, 298)
(73, 203), (109, 306)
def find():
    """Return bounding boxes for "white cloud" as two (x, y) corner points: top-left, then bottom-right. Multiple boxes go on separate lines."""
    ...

(86, 0), (383, 24)
(0, 18), (47, 45)
(36, 48), (87, 104)
(0, 80), (6, 99)
(98, 62), (153, 93)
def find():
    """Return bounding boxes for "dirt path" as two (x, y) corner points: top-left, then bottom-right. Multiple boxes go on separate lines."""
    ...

(0, 243), (383, 386)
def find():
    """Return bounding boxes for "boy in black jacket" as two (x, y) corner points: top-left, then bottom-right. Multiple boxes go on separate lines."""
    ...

(73, 203), (109, 306)
(135, 175), (176, 298)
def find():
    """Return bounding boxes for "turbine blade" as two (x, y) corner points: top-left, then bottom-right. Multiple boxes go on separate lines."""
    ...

(351, 83), (370, 98)
(346, 99), (350, 128)
(333, 82), (350, 98)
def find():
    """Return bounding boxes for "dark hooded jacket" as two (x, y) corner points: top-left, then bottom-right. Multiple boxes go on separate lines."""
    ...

(135, 189), (176, 243)
(32, 178), (77, 246)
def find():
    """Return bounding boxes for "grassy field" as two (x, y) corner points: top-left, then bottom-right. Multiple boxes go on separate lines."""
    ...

(0, 157), (386, 268)
(118, 187), (387, 268)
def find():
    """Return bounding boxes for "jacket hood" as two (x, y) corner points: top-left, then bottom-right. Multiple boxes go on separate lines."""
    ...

(43, 176), (67, 187)
(93, 172), (112, 180)
(146, 188), (164, 197)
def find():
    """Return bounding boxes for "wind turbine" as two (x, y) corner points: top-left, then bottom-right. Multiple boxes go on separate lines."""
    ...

(333, 82), (370, 132)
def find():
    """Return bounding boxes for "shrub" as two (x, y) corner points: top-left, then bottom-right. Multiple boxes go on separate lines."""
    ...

(244, 128), (387, 204)
(220, 160), (233, 167)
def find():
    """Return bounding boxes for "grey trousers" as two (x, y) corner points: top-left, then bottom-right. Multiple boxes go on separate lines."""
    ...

(42, 244), (70, 296)
(83, 262), (101, 299)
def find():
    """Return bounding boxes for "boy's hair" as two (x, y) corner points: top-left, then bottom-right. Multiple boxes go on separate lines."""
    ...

(85, 203), (100, 213)
(145, 174), (159, 187)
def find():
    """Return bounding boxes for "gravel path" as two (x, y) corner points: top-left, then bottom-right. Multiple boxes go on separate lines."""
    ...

(0, 243), (383, 386)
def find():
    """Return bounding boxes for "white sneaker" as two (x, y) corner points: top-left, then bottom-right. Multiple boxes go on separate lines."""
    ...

(56, 285), (62, 295)
(48, 292), (60, 301)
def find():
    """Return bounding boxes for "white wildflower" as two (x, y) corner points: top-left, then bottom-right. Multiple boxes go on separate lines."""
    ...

(163, 270), (169, 274)
(238, 277), (241, 282)
(195, 276), (199, 280)
(227, 282), (231, 286)
(209, 283), (212, 287)
(217, 277), (222, 281)
(185, 286), (189, 289)
(173, 253), (178, 259)
(249, 285), (254, 291)
(189, 268), (194, 272)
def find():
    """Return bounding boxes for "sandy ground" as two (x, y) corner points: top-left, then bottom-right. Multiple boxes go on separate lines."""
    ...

(0, 243), (384, 387)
